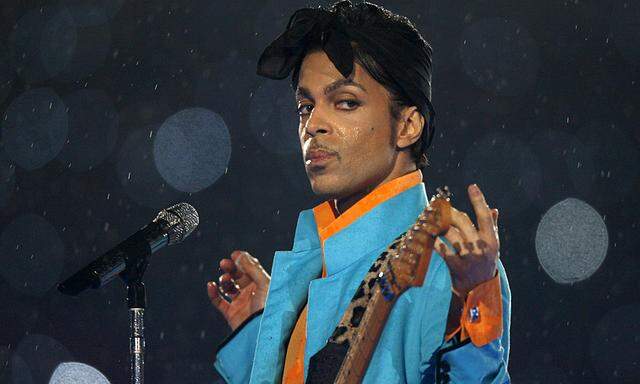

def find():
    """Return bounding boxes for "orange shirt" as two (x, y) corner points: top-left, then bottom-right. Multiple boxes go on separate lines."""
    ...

(281, 170), (503, 383)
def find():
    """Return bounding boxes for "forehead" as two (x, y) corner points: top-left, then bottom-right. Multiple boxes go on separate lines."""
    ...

(296, 50), (388, 98)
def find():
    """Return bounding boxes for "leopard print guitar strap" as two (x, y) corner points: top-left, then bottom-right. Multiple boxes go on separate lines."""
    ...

(306, 233), (404, 382)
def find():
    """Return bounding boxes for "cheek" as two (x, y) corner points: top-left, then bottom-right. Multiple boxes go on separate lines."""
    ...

(341, 120), (392, 159)
(337, 112), (383, 147)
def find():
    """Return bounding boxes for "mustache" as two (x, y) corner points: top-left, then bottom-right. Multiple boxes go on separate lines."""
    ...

(304, 142), (341, 161)
(306, 143), (338, 154)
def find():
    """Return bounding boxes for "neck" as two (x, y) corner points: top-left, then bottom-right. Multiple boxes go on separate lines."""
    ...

(334, 162), (418, 215)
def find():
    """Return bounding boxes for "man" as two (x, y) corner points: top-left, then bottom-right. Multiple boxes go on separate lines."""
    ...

(208, 1), (510, 383)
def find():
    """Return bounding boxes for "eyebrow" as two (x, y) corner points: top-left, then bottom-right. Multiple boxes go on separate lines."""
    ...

(295, 78), (367, 101)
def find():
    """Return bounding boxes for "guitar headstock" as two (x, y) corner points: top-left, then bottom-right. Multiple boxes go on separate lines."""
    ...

(384, 186), (452, 295)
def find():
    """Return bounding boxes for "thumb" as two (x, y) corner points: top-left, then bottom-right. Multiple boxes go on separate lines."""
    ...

(491, 208), (499, 226)
(234, 251), (270, 289)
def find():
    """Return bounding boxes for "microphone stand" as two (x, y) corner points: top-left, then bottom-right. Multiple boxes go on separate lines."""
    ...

(127, 280), (146, 384)
(57, 202), (198, 384)
(120, 242), (152, 384)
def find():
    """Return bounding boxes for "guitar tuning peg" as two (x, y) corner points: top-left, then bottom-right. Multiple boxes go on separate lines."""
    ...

(435, 186), (452, 200)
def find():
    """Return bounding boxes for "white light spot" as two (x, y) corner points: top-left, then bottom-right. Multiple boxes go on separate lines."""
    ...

(535, 198), (608, 283)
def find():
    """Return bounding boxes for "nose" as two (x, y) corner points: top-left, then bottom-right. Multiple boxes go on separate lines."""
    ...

(302, 105), (330, 139)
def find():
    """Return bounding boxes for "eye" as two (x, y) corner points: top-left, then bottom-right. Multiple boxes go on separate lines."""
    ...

(336, 99), (360, 110)
(296, 103), (314, 116)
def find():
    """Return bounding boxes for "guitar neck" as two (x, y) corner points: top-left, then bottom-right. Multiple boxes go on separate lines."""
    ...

(334, 276), (397, 383)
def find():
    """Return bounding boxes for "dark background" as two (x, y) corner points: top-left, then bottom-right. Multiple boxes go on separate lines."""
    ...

(0, 0), (639, 383)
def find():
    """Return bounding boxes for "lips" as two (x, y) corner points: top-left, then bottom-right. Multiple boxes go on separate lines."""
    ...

(305, 149), (336, 167)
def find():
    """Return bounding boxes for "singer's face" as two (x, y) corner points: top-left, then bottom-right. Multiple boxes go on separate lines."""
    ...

(295, 50), (399, 202)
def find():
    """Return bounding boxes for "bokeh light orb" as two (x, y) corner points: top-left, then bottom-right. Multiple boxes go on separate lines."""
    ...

(153, 108), (231, 193)
(57, 23), (111, 82)
(13, 334), (73, 384)
(0, 214), (66, 296)
(590, 304), (640, 383)
(58, 89), (118, 172)
(535, 198), (608, 283)
(117, 128), (186, 209)
(49, 362), (111, 384)
(9, 7), (77, 83)
(1, 88), (68, 170)
(459, 17), (540, 96)
(248, 80), (301, 155)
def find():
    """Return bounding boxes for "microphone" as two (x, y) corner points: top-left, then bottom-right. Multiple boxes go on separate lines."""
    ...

(58, 202), (199, 296)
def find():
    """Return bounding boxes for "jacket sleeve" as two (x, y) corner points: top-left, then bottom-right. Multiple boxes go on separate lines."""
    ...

(435, 260), (511, 383)
(214, 309), (263, 384)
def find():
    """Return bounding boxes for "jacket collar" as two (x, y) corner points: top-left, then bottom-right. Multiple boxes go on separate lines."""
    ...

(311, 170), (425, 276)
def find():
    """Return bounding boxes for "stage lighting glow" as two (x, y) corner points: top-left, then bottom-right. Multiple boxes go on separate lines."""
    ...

(535, 198), (608, 283)
(0, 214), (66, 296)
(1, 88), (68, 170)
(153, 108), (231, 193)
(49, 362), (111, 384)
(459, 17), (540, 96)
(58, 89), (119, 172)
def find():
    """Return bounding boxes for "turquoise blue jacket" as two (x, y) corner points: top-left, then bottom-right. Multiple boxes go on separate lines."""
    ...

(214, 182), (511, 383)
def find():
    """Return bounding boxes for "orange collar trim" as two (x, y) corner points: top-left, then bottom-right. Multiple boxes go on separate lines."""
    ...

(312, 170), (423, 244)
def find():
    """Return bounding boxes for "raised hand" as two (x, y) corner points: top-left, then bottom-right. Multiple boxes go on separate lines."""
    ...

(435, 184), (500, 298)
(207, 250), (270, 331)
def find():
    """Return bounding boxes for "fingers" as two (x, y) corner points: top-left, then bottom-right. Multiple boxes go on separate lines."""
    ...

(218, 273), (239, 298)
(449, 207), (481, 253)
(467, 184), (494, 241)
(207, 281), (229, 313)
(221, 253), (252, 288)
(491, 208), (500, 248)
(210, 250), (270, 307)
(436, 226), (470, 257)
(234, 251), (270, 289)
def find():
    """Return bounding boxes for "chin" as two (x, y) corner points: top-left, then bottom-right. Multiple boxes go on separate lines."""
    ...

(306, 170), (346, 199)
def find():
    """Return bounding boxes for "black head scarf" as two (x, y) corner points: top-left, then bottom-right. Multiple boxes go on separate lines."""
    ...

(256, 1), (436, 151)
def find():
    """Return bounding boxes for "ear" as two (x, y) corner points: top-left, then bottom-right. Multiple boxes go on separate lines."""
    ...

(395, 106), (425, 150)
